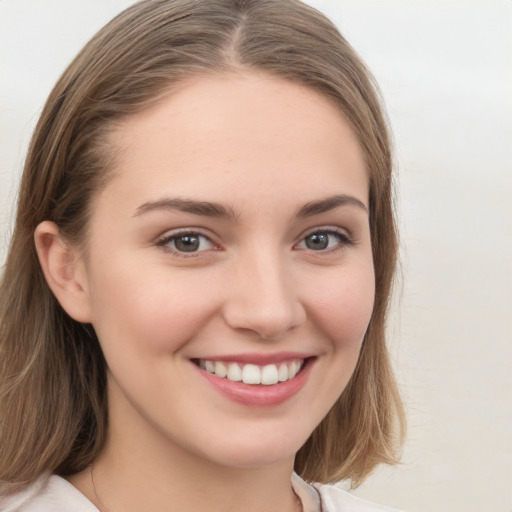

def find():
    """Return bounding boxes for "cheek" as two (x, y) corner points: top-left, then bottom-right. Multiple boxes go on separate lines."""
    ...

(306, 264), (375, 349)
(87, 261), (221, 357)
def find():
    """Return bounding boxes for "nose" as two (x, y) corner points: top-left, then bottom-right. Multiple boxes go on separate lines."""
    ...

(222, 250), (306, 340)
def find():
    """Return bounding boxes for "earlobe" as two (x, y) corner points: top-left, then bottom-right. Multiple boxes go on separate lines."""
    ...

(34, 221), (92, 323)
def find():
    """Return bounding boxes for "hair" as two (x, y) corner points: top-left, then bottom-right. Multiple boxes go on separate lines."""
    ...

(0, 0), (405, 494)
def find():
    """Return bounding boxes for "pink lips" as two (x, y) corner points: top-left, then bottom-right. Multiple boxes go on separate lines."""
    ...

(193, 354), (314, 407)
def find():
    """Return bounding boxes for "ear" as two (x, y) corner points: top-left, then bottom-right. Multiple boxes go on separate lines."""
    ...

(34, 221), (92, 323)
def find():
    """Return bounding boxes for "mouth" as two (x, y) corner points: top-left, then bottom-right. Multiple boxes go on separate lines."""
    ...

(192, 358), (307, 386)
(191, 356), (314, 406)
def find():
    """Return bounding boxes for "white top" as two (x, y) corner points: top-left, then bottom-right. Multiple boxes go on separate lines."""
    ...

(0, 473), (403, 512)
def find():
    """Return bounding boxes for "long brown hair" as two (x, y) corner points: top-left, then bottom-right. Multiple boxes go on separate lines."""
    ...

(0, 0), (405, 493)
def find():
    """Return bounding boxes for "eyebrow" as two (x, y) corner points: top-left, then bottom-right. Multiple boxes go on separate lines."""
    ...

(134, 197), (239, 220)
(134, 193), (368, 221)
(295, 194), (368, 218)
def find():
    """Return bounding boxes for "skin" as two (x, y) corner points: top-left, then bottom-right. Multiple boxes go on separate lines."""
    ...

(36, 72), (375, 512)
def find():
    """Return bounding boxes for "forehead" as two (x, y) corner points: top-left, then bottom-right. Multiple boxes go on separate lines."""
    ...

(100, 72), (368, 214)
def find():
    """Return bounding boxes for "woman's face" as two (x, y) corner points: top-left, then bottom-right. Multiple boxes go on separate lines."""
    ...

(78, 72), (375, 470)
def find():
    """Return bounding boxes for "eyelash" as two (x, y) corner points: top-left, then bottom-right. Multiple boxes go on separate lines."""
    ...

(295, 228), (354, 254)
(155, 227), (354, 257)
(155, 229), (217, 257)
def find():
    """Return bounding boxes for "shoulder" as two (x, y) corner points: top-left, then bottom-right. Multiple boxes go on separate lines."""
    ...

(291, 473), (404, 512)
(315, 482), (404, 512)
(0, 474), (98, 512)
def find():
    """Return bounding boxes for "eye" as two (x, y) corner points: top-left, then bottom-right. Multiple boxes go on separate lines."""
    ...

(157, 231), (216, 254)
(296, 229), (352, 252)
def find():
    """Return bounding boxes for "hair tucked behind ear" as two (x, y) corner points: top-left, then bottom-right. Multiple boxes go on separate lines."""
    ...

(0, 0), (404, 493)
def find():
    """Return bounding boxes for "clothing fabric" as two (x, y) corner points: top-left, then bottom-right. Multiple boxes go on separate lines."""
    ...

(292, 473), (403, 512)
(1, 473), (403, 512)
(0, 475), (96, 512)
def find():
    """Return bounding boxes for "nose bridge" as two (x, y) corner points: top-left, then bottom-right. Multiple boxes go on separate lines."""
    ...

(223, 243), (305, 339)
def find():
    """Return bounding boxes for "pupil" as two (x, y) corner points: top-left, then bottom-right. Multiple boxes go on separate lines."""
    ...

(306, 233), (328, 250)
(175, 235), (200, 252)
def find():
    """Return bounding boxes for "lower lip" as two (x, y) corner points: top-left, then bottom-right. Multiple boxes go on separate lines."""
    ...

(194, 359), (314, 407)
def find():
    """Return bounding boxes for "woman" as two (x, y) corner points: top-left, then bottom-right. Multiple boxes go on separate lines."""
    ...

(0, 1), (405, 510)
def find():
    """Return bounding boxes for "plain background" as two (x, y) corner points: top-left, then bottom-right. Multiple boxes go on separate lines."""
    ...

(1, 1), (511, 511)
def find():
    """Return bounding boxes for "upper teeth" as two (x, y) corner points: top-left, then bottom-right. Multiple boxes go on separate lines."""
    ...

(198, 359), (304, 385)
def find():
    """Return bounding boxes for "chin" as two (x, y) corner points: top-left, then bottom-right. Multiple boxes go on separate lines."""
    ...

(208, 447), (295, 471)
(195, 426), (308, 471)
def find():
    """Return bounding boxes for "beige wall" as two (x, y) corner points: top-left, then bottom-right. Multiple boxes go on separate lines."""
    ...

(1, 1), (511, 510)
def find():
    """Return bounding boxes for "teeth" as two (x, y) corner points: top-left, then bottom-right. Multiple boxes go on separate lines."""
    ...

(197, 359), (304, 386)
(214, 361), (227, 378)
(261, 364), (279, 385)
(289, 361), (299, 379)
(242, 364), (261, 384)
(227, 362), (242, 381)
(278, 363), (288, 382)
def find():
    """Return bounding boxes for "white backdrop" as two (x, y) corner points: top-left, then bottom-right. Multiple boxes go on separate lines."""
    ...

(1, 1), (511, 511)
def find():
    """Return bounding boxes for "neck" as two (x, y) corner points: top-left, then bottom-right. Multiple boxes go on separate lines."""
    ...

(75, 442), (298, 512)
(68, 381), (299, 512)
(89, 453), (298, 512)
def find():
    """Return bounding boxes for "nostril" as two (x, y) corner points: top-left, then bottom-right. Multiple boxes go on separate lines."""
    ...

(222, 301), (306, 341)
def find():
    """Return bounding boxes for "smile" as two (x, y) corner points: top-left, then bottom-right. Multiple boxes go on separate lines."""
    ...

(196, 359), (304, 385)
(192, 355), (314, 406)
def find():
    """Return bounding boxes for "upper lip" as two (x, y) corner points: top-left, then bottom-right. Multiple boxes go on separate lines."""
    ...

(191, 351), (314, 366)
